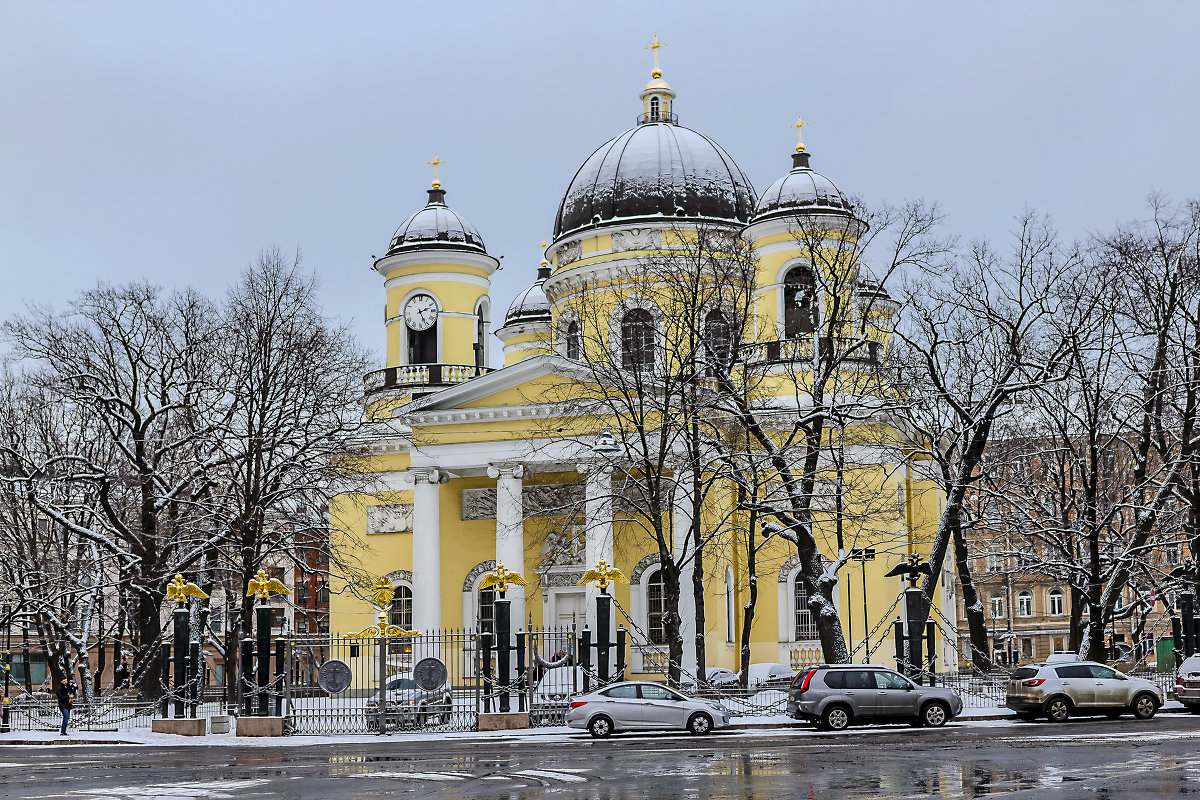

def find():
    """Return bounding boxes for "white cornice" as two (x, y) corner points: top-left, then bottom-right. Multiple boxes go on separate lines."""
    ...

(374, 249), (500, 277)
(384, 271), (492, 290)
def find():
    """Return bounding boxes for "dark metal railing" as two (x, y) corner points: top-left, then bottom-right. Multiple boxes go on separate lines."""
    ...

(637, 112), (679, 125)
(364, 364), (494, 395)
(742, 337), (881, 366)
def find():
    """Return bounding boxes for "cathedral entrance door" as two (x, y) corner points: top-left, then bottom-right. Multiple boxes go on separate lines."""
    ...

(555, 591), (585, 628)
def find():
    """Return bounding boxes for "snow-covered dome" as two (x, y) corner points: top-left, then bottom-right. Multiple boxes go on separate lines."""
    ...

(385, 187), (487, 256)
(554, 122), (757, 239)
(504, 267), (552, 326)
(752, 152), (854, 223)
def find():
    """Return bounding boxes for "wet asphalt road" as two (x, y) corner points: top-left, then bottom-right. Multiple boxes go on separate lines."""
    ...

(5, 717), (1200, 799)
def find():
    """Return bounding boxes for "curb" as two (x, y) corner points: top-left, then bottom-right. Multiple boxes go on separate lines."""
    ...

(1, 739), (141, 746)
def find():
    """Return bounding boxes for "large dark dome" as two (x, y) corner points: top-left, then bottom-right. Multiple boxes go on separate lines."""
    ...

(554, 122), (756, 239)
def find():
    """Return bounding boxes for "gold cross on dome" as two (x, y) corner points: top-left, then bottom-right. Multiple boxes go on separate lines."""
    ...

(426, 153), (446, 188)
(789, 116), (811, 153)
(539, 238), (548, 249)
(644, 34), (667, 75)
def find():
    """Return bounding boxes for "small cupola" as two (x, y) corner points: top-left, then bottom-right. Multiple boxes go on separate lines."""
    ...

(638, 34), (677, 125)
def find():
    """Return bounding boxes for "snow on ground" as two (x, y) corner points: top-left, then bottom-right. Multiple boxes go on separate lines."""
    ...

(1, 701), (1188, 748)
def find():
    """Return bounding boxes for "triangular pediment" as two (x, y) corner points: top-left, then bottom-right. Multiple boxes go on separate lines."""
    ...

(393, 354), (588, 416)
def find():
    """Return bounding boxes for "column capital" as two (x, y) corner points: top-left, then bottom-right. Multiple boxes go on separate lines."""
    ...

(575, 461), (616, 476)
(487, 463), (525, 480)
(409, 467), (444, 485)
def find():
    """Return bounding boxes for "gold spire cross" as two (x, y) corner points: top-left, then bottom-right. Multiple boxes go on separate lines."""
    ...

(427, 153), (446, 188)
(790, 116), (811, 153)
(644, 34), (667, 76)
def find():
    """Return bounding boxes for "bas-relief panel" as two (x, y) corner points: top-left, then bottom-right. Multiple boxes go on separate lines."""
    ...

(367, 503), (413, 534)
(461, 484), (584, 521)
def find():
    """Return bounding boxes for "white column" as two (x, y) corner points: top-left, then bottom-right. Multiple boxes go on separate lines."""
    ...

(580, 465), (614, 637)
(672, 474), (698, 678)
(411, 468), (442, 631)
(488, 463), (526, 629)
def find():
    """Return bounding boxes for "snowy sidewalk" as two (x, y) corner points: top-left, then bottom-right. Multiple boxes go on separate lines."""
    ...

(1, 701), (1189, 747)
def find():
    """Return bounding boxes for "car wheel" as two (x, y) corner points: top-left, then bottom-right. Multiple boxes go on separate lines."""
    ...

(687, 712), (713, 736)
(1131, 693), (1158, 720)
(588, 715), (614, 739)
(821, 705), (852, 732)
(921, 701), (949, 728)
(1044, 697), (1071, 723)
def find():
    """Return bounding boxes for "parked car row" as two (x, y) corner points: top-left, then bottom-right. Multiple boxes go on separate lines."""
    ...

(565, 654), (1173, 738)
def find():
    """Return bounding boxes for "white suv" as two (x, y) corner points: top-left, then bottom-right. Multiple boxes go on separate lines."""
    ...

(1176, 654), (1200, 713)
(1006, 661), (1163, 722)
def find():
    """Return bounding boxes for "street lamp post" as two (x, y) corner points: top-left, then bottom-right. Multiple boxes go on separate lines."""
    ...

(2, 599), (12, 732)
(849, 548), (875, 663)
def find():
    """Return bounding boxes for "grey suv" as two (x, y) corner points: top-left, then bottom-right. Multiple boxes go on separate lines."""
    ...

(1005, 661), (1162, 722)
(787, 665), (963, 731)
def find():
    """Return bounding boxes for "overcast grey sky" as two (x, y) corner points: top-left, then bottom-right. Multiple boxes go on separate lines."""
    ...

(3, 1), (1198, 364)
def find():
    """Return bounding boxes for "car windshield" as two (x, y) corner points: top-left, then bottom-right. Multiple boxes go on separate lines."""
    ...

(386, 678), (418, 691)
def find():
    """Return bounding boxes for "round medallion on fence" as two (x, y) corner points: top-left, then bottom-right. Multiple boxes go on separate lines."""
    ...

(414, 657), (448, 691)
(317, 659), (353, 694)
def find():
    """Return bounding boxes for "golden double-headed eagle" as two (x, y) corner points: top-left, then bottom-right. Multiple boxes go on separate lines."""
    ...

(479, 561), (528, 596)
(165, 573), (209, 605)
(246, 569), (291, 600)
(577, 559), (628, 593)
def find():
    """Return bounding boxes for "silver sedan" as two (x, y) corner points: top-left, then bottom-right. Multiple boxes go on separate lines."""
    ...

(565, 681), (732, 738)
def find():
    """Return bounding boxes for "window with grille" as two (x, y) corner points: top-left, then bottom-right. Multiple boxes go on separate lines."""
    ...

(621, 308), (655, 369)
(794, 577), (819, 640)
(704, 309), (732, 374)
(647, 570), (666, 644)
(565, 320), (581, 360)
(389, 585), (413, 629)
(479, 587), (496, 634)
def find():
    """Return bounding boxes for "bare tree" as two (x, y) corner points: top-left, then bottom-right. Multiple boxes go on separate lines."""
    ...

(891, 212), (1081, 669)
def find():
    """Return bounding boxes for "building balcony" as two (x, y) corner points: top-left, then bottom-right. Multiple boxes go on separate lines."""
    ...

(364, 364), (494, 396)
(637, 112), (679, 125)
(742, 337), (881, 366)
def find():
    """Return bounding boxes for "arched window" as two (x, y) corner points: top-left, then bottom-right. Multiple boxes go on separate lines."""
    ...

(474, 307), (486, 369)
(793, 577), (818, 640)
(725, 566), (735, 643)
(782, 265), (816, 337)
(389, 585), (413, 630)
(1048, 589), (1065, 616)
(1017, 590), (1033, 617)
(649, 96), (660, 120)
(704, 309), (732, 374)
(565, 320), (581, 360)
(646, 569), (666, 644)
(479, 587), (496, 634)
(621, 308), (655, 369)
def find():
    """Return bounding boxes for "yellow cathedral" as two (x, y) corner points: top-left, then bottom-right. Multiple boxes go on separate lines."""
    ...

(328, 48), (956, 680)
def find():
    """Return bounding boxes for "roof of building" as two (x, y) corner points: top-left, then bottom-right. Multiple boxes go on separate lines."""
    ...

(385, 187), (487, 256)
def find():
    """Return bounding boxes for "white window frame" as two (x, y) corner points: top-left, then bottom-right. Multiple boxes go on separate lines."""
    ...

(989, 596), (1005, 619)
(1017, 590), (1033, 618)
(724, 566), (735, 643)
(1048, 589), (1065, 617)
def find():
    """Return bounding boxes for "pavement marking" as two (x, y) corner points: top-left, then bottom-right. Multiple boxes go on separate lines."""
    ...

(514, 769), (589, 783)
(75, 779), (268, 799)
(347, 771), (465, 781)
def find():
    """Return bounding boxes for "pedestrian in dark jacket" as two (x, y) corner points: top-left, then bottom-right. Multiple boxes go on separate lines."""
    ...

(56, 678), (76, 736)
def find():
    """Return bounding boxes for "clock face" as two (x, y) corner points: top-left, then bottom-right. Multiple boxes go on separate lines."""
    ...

(404, 294), (438, 331)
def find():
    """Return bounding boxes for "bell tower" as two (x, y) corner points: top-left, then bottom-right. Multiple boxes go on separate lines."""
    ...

(367, 155), (498, 401)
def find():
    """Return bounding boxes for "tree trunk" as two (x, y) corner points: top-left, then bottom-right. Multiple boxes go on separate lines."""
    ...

(952, 519), (991, 671)
(739, 515), (758, 689)
(690, 478), (706, 685)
